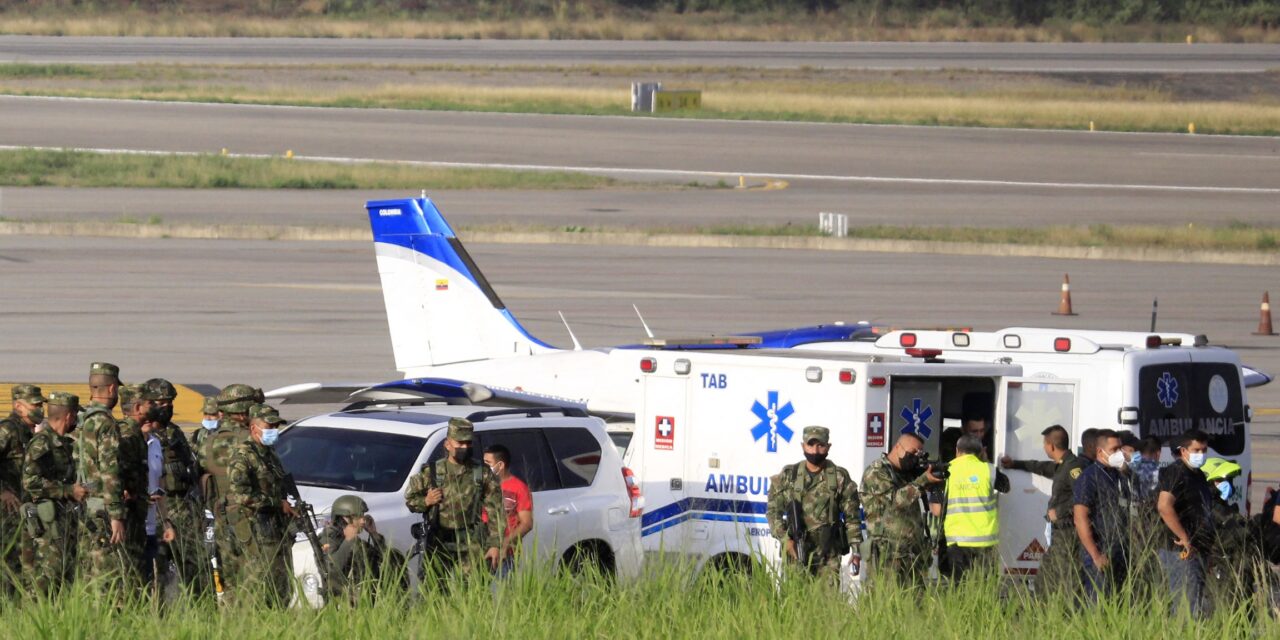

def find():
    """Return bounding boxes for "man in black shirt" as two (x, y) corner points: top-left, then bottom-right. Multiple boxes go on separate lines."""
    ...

(1156, 429), (1214, 617)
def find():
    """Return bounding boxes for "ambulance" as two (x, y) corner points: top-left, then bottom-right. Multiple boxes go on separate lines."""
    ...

(623, 346), (1022, 586)
(802, 328), (1260, 565)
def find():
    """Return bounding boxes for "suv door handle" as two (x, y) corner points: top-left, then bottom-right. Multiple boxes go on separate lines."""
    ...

(546, 506), (570, 516)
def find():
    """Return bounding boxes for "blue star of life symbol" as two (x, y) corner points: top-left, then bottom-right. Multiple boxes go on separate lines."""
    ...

(1157, 371), (1180, 409)
(750, 390), (794, 453)
(899, 398), (934, 439)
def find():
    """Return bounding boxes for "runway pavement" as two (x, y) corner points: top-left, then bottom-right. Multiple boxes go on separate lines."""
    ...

(2, 234), (1277, 497)
(1, 95), (1276, 229)
(2, 36), (1279, 72)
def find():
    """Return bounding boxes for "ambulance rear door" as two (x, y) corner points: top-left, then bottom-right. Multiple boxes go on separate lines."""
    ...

(636, 373), (693, 558)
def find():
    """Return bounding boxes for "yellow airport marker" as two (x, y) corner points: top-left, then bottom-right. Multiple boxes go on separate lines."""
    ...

(738, 175), (745, 188)
(1089, 121), (1095, 132)
(1187, 34), (1194, 44)
(285, 149), (294, 159)
(220, 148), (228, 156)
(1188, 122), (1196, 134)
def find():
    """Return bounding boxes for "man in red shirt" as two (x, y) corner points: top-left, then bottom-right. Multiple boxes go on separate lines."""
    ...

(483, 444), (534, 577)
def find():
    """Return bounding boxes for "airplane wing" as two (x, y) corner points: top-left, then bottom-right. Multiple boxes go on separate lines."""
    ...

(1243, 365), (1273, 389)
(264, 382), (382, 404)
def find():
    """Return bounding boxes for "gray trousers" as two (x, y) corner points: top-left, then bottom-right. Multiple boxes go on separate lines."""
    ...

(1158, 548), (1206, 617)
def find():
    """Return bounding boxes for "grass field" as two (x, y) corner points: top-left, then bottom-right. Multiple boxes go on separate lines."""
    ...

(0, 148), (631, 190)
(2, 10), (1279, 43)
(3, 63), (1277, 135)
(2, 559), (1276, 639)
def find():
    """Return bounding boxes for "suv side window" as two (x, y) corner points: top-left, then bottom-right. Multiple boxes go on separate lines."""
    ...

(544, 427), (602, 489)
(483, 429), (560, 493)
(424, 429), (562, 492)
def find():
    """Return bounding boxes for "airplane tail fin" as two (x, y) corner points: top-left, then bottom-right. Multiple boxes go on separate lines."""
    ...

(366, 197), (555, 371)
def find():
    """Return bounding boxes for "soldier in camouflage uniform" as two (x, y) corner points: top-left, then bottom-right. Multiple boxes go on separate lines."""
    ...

(861, 430), (944, 586)
(191, 396), (220, 451)
(197, 384), (256, 588)
(226, 403), (296, 604)
(146, 378), (206, 597)
(321, 494), (406, 603)
(76, 362), (136, 590)
(116, 383), (158, 580)
(1, 384), (44, 594)
(405, 418), (503, 586)
(766, 426), (861, 582)
(21, 392), (85, 595)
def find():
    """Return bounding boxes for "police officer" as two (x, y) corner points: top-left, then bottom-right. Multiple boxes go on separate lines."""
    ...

(0, 384), (44, 594)
(21, 392), (85, 594)
(765, 425), (861, 582)
(999, 424), (1086, 596)
(942, 435), (1008, 580)
(76, 362), (134, 588)
(117, 383), (158, 580)
(145, 378), (204, 597)
(861, 430), (943, 586)
(198, 383), (256, 588)
(226, 403), (296, 604)
(404, 418), (503, 584)
(1073, 429), (1132, 602)
(321, 494), (405, 602)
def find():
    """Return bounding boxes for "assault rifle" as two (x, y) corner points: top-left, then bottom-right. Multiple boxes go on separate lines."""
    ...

(410, 463), (440, 581)
(283, 473), (329, 603)
(784, 500), (810, 572)
(201, 477), (225, 604)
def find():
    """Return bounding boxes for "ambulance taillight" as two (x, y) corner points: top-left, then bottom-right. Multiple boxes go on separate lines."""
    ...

(1054, 338), (1071, 352)
(623, 467), (643, 518)
(905, 348), (942, 360)
(899, 333), (918, 348)
(869, 377), (887, 387)
(640, 357), (657, 373)
(839, 369), (855, 384)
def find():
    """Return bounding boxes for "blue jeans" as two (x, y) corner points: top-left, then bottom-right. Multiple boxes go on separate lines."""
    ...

(1158, 548), (1205, 617)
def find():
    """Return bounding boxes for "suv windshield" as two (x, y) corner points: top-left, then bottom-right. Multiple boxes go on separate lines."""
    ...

(278, 425), (426, 493)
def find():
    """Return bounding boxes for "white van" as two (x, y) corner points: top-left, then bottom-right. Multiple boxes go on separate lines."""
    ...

(623, 347), (1021, 588)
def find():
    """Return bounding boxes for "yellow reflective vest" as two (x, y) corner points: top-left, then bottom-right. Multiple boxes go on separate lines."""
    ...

(943, 454), (998, 548)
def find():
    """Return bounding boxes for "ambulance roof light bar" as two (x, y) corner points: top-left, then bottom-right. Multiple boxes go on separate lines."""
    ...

(904, 348), (943, 360)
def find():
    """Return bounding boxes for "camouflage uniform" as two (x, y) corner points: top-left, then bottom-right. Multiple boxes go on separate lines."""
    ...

(861, 455), (936, 585)
(189, 396), (220, 452)
(197, 384), (257, 587)
(116, 384), (154, 578)
(76, 362), (136, 589)
(321, 496), (406, 602)
(404, 418), (503, 583)
(226, 404), (292, 604)
(21, 392), (80, 594)
(0, 384), (43, 594)
(146, 378), (207, 597)
(765, 426), (861, 581)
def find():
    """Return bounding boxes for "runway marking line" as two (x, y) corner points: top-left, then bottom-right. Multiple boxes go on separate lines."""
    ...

(3, 144), (1277, 196)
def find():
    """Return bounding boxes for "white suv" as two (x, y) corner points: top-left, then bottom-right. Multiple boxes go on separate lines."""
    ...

(277, 404), (644, 602)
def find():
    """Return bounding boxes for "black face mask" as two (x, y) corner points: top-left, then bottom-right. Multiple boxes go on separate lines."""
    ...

(143, 406), (162, 423)
(804, 451), (828, 465)
(155, 405), (174, 423)
(451, 446), (471, 463)
(898, 451), (921, 472)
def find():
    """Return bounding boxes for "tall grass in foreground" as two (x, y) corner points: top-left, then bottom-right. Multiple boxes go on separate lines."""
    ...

(3, 558), (1276, 639)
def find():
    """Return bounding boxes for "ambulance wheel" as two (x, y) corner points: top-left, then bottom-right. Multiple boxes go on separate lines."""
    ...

(708, 553), (754, 577)
(562, 541), (615, 579)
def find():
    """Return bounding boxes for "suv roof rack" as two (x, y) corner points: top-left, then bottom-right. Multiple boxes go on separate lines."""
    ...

(466, 407), (589, 422)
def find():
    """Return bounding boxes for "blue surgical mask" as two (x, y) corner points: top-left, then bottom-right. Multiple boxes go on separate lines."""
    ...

(201, 419), (219, 430)
(1217, 482), (1233, 501)
(1130, 452), (1143, 464)
(1188, 452), (1206, 469)
(261, 428), (280, 447)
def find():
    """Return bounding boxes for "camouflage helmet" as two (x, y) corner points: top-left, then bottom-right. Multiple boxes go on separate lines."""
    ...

(331, 494), (369, 518)
(201, 396), (219, 416)
(46, 391), (80, 409)
(118, 383), (158, 408)
(145, 378), (178, 401)
(11, 384), (45, 404)
(217, 383), (258, 414)
(248, 403), (286, 426)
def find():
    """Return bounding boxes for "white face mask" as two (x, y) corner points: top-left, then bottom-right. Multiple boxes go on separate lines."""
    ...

(1106, 450), (1127, 469)
(201, 419), (219, 430)
(1187, 452), (1206, 469)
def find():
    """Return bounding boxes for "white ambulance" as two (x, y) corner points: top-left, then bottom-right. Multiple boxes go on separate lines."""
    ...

(802, 328), (1259, 562)
(623, 346), (1021, 587)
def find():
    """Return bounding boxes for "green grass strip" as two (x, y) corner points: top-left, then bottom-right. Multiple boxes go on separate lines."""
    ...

(0, 148), (627, 190)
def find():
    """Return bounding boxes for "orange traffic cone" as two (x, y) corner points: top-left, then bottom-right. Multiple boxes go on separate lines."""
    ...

(1051, 274), (1077, 316)
(1255, 292), (1276, 336)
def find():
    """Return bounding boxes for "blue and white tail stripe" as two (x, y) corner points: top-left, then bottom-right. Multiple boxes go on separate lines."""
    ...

(366, 197), (555, 371)
(640, 497), (768, 538)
